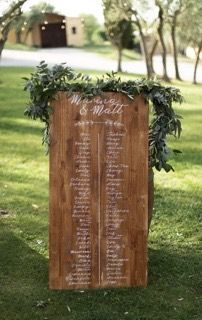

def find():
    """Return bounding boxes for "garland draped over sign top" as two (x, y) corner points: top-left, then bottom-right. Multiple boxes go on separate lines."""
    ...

(24, 61), (183, 172)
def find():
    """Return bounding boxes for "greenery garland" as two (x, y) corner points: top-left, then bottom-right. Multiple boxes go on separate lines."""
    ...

(24, 61), (183, 172)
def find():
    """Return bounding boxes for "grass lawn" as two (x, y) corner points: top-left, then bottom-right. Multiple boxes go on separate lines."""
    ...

(83, 43), (141, 61)
(0, 67), (201, 320)
(5, 42), (36, 51)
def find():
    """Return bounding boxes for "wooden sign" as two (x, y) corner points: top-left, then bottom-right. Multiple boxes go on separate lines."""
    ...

(49, 92), (148, 289)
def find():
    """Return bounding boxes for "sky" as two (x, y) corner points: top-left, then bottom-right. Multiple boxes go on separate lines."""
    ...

(5, 0), (104, 23)
(0, 1), (158, 24)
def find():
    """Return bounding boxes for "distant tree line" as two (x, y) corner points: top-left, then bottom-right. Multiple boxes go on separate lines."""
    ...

(0, 0), (201, 83)
(103, 0), (202, 84)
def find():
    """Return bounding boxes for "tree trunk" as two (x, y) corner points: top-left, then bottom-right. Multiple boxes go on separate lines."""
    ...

(0, 0), (27, 59)
(148, 39), (158, 75)
(193, 44), (202, 84)
(137, 24), (154, 78)
(16, 31), (21, 44)
(171, 15), (181, 80)
(140, 32), (154, 78)
(24, 28), (32, 43)
(117, 46), (122, 72)
(131, 13), (154, 78)
(0, 38), (6, 59)
(157, 5), (170, 82)
(0, 25), (9, 60)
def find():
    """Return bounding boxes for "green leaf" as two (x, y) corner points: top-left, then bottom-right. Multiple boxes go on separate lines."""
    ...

(24, 61), (183, 173)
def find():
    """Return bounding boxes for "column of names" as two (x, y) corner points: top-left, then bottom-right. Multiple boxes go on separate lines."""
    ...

(66, 132), (92, 286)
(104, 130), (129, 285)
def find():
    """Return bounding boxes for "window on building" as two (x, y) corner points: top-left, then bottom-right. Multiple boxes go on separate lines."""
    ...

(72, 27), (77, 34)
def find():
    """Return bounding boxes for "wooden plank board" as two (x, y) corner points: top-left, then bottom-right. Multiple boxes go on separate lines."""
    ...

(49, 92), (148, 289)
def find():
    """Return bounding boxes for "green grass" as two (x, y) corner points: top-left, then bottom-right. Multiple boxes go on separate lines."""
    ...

(83, 43), (141, 61)
(0, 67), (201, 320)
(5, 42), (36, 51)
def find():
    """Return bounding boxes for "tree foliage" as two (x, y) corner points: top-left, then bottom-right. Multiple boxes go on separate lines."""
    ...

(178, 0), (202, 83)
(19, 1), (56, 43)
(103, 0), (134, 72)
(80, 14), (100, 45)
(103, 0), (201, 82)
(0, 0), (27, 57)
(154, 0), (188, 80)
(104, 0), (159, 77)
(24, 61), (183, 172)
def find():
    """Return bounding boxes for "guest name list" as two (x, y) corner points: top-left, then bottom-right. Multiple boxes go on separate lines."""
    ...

(49, 92), (148, 289)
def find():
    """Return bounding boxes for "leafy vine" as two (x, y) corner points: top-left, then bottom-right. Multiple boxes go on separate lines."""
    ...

(24, 61), (183, 172)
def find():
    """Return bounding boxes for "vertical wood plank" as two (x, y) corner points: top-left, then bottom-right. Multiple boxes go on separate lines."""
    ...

(49, 92), (148, 289)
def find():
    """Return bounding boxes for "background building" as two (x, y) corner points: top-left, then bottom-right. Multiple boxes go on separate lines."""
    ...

(8, 13), (84, 47)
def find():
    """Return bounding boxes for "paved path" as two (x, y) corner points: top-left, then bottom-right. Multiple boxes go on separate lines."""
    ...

(1, 47), (201, 83)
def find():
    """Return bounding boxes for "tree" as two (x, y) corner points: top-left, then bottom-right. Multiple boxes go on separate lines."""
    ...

(167, 0), (184, 80)
(103, 0), (134, 72)
(103, 0), (160, 77)
(179, 0), (202, 84)
(11, 13), (26, 43)
(155, 0), (170, 81)
(0, 0), (27, 58)
(23, 2), (55, 42)
(129, 6), (157, 78)
(154, 0), (199, 82)
(155, 0), (187, 81)
(123, 0), (159, 78)
(80, 14), (100, 45)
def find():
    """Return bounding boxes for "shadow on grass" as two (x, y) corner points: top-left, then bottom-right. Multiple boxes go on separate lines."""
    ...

(0, 226), (48, 287)
(0, 221), (200, 320)
(167, 147), (202, 167)
(0, 225), (48, 319)
(0, 120), (42, 137)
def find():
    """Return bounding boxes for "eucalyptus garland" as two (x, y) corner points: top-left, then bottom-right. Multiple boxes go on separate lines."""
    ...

(24, 61), (183, 172)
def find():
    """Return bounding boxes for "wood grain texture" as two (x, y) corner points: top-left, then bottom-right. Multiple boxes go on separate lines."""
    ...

(49, 92), (148, 289)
